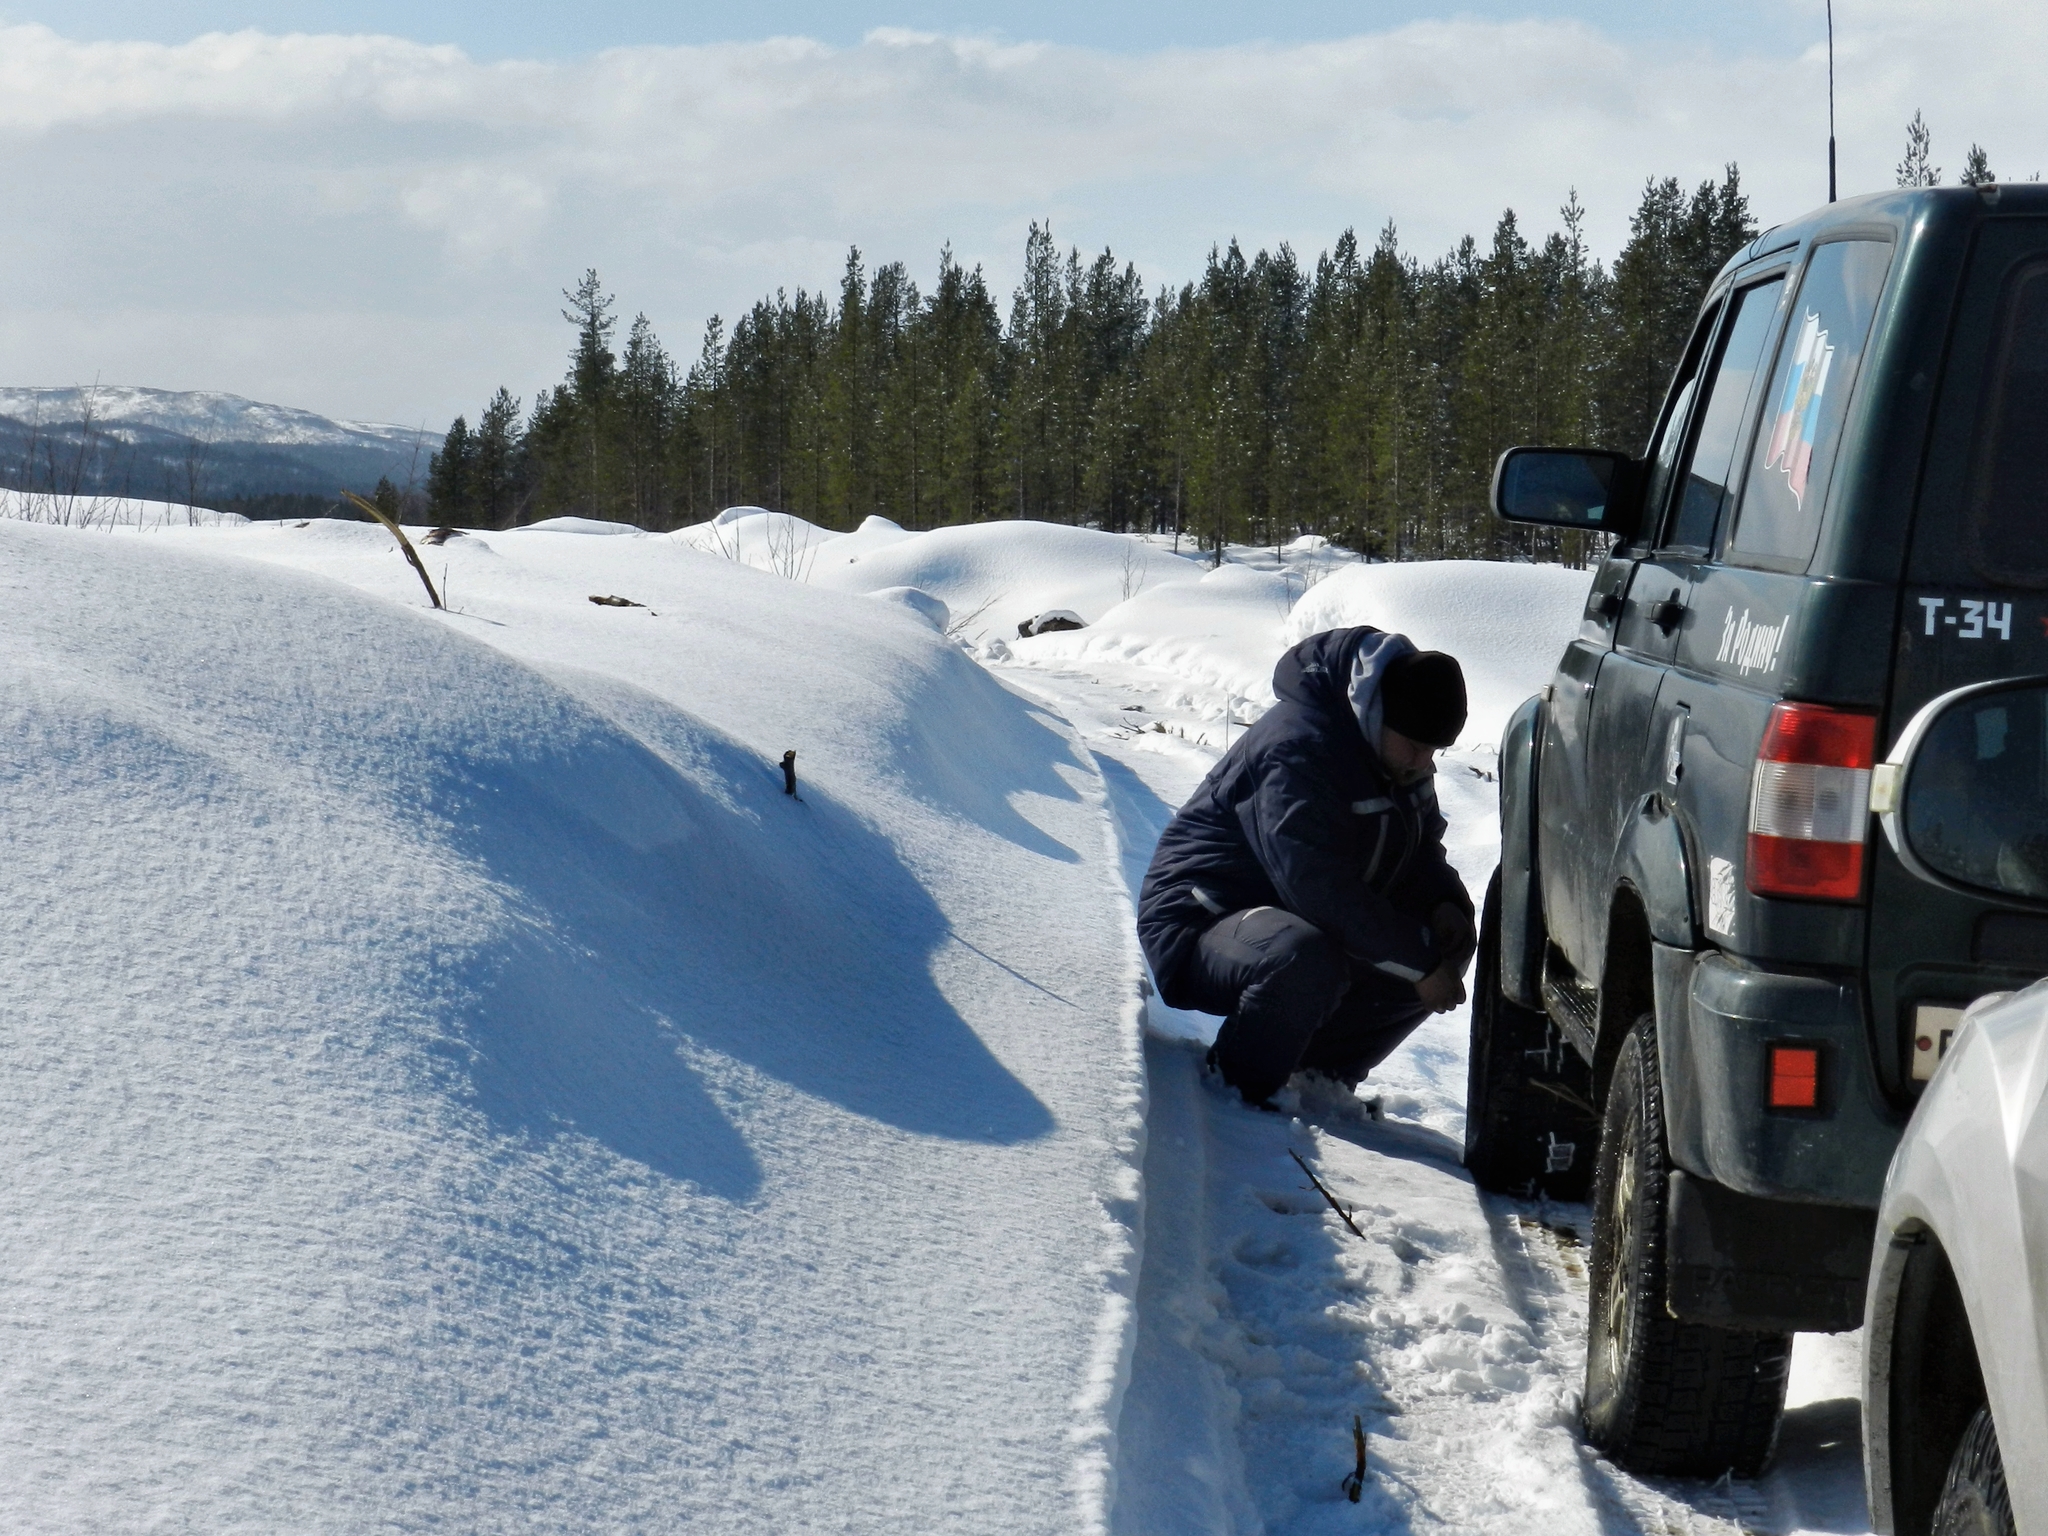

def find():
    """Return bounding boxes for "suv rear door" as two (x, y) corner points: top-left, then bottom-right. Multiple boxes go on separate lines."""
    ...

(1872, 215), (2048, 1087)
(1676, 239), (1896, 958)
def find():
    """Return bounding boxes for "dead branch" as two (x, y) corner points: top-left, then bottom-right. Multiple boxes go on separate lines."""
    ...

(1342, 1413), (1368, 1502)
(342, 489), (443, 609)
(1288, 1148), (1366, 1241)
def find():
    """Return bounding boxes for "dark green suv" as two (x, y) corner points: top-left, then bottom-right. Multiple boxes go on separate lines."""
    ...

(1469, 185), (2048, 1477)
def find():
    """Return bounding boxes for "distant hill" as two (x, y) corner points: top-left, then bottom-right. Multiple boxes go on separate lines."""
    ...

(0, 386), (438, 512)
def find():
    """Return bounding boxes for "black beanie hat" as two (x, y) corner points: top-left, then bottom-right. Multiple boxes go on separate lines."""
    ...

(1381, 650), (1467, 749)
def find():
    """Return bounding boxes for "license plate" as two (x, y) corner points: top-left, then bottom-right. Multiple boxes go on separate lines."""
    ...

(1911, 1005), (1967, 1081)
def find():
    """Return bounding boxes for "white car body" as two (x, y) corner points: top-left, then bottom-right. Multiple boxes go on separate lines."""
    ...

(1864, 976), (2048, 1533)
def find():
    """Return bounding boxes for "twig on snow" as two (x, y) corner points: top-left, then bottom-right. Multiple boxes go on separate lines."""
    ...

(1342, 1413), (1368, 1502)
(1288, 1148), (1366, 1241)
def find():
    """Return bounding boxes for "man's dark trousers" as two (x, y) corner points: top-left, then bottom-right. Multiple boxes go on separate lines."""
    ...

(1186, 906), (1430, 1105)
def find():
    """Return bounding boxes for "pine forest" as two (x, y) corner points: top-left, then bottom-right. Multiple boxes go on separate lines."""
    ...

(426, 168), (1758, 565)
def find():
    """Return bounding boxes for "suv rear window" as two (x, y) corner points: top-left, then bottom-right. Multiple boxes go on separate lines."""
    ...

(1968, 258), (2048, 585)
(1730, 239), (1893, 568)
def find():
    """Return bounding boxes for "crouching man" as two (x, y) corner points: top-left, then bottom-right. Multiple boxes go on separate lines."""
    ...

(1138, 627), (1476, 1107)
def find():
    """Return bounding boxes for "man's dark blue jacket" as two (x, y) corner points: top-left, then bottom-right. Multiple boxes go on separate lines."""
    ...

(1137, 626), (1472, 1010)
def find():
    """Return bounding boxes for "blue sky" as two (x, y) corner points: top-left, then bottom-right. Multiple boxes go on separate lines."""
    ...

(0, 2), (2031, 426)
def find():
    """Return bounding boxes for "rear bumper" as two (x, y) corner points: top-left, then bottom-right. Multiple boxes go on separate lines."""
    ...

(1654, 945), (1907, 1207)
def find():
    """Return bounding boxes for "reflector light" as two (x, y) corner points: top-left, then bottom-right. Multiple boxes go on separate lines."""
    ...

(1747, 703), (1878, 900)
(1768, 1046), (1821, 1109)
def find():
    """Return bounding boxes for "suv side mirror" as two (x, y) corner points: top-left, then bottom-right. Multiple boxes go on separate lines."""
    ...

(1491, 447), (1643, 542)
(1873, 676), (2048, 907)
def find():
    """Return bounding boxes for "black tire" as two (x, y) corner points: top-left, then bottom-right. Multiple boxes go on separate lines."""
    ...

(1463, 868), (1597, 1200)
(1932, 1406), (2016, 1536)
(1582, 1012), (1791, 1477)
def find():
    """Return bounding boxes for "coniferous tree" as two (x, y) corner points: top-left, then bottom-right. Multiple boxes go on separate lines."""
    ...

(439, 170), (1759, 563)
(474, 389), (524, 527)
(1898, 111), (1941, 187)
(1960, 144), (1996, 186)
(426, 416), (475, 522)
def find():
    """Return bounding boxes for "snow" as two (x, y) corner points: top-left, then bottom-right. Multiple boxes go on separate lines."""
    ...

(806, 517), (1209, 643)
(0, 487), (247, 528)
(1, 515), (1143, 1531)
(671, 506), (847, 582)
(3, 502), (1869, 1533)
(1018, 560), (1298, 705)
(515, 515), (643, 535)
(866, 584), (951, 632)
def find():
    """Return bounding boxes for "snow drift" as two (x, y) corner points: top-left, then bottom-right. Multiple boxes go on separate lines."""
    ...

(1016, 561), (1299, 704)
(806, 518), (1207, 641)
(0, 517), (1142, 1531)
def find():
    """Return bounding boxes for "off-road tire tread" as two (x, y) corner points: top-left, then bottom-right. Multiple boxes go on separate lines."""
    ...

(1932, 1405), (2016, 1536)
(1583, 1013), (1791, 1478)
(1464, 868), (1596, 1200)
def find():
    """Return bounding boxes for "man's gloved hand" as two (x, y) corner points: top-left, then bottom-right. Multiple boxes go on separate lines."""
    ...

(1412, 902), (1476, 1014)
(1431, 901), (1478, 976)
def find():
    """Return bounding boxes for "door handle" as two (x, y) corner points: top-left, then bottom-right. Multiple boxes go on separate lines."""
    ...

(1651, 589), (1684, 635)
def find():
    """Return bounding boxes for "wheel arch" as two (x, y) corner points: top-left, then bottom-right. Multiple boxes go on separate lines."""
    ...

(1594, 885), (1656, 1106)
(1866, 1222), (1986, 1536)
(1497, 692), (1546, 1007)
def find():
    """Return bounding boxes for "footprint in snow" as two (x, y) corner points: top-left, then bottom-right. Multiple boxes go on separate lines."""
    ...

(1232, 1234), (1301, 1272)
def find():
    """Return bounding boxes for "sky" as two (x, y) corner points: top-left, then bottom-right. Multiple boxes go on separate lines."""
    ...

(1, 1), (2041, 430)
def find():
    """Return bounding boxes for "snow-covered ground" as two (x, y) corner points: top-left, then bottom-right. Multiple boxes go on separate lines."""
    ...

(2, 500), (1874, 1532)
(2, 512), (1143, 1531)
(0, 486), (248, 529)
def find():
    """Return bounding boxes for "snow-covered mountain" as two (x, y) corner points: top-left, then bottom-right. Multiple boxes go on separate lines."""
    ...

(0, 385), (437, 503)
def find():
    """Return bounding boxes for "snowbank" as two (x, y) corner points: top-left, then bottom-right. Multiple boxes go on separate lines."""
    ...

(1019, 561), (1298, 703)
(1288, 560), (1594, 745)
(810, 519), (1206, 642)
(2, 517), (1142, 1531)
(517, 514), (642, 535)
(0, 487), (246, 529)
(670, 505), (846, 581)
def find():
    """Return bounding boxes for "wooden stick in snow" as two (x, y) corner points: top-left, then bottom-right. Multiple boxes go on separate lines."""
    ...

(1288, 1148), (1366, 1241)
(342, 490), (443, 610)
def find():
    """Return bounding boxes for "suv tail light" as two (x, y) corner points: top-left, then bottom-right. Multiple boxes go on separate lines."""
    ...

(1747, 702), (1878, 901)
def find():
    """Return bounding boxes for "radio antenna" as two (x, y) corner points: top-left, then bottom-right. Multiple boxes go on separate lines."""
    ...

(1827, 0), (1838, 202)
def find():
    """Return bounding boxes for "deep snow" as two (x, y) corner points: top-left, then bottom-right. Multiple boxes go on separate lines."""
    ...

(2, 499), (1875, 1533)
(1, 514), (1143, 1530)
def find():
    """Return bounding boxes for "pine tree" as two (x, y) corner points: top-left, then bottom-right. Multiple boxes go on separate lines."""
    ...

(474, 389), (523, 527)
(1897, 111), (1941, 187)
(442, 168), (1761, 559)
(1960, 143), (1996, 186)
(618, 314), (676, 525)
(426, 416), (475, 522)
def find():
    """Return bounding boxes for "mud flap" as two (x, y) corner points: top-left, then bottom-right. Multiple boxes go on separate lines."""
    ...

(1665, 1171), (1875, 1333)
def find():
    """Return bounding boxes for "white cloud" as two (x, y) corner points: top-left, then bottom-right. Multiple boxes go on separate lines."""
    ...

(0, 6), (2041, 425)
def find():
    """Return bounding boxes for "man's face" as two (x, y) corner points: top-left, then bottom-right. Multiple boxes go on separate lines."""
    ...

(1379, 726), (1438, 786)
